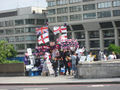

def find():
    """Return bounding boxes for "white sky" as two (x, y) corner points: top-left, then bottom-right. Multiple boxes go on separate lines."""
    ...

(0, 0), (47, 11)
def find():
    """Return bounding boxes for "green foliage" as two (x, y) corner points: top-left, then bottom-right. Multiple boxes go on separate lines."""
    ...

(0, 40), (17, 64)
(108, 44), (120, 54)
(2, 60), (23, 64)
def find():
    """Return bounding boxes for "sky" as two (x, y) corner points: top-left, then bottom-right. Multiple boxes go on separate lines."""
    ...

(0, 0), (47, 11)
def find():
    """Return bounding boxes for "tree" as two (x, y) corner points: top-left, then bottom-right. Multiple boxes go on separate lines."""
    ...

(108, 44), (120, 54)
(0, 40), (17, 63)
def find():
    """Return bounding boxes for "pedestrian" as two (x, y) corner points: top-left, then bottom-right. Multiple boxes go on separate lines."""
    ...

(108, 52), (117, 60)
(76, 53), (80, 65)
(52, 57), (58, 77)
(71, 52), (77, 75)
(64, 56), (71, 75)
(58, 57), (64, 75)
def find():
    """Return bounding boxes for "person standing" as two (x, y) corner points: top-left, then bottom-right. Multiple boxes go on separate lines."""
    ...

(64, 56), (71, 75)
(52, 57), (58, 77)
(71, 52), (77, 75)
(76, 53), (80, 65)
(108, 52), (117, 60)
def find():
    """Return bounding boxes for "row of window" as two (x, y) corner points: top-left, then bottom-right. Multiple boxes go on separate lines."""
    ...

(0, 19), (45, 27)
(48, 1), (120, 15)
(0, 27), (36, 35)
(48, 0), (95, 7)
(73, 29), (116, 40)
(0, 35), (37, 42)
(77, 39), (116, 48)
(14, 43), (36, 50)
(48, 10), (120, 22)
(48, 0), (120, 7)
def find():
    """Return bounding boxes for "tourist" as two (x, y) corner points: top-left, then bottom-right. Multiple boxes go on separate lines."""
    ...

(108, 52), (117, 60)
(64, 56), (71, 75)
(52, 57), (58, 77)
(71, 52), (77, 75)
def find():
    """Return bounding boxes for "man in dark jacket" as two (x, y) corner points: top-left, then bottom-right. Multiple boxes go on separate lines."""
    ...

(52, 57), (58, 77)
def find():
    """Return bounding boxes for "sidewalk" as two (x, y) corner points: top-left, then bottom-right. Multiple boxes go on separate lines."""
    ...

(0, 75), (120, 85)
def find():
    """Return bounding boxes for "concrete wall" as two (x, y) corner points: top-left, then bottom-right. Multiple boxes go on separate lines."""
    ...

(0, 63), (25, 76)
(75, 60), (120, 79)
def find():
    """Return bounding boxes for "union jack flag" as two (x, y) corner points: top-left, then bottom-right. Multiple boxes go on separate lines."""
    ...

(36, 26), (48, 35)
(53, 26), (67, 35)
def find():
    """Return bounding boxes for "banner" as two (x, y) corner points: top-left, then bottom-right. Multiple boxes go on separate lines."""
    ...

(53, 26), (67, 35)
(38, 33), (49, 44)
(36, 26), (48, 35)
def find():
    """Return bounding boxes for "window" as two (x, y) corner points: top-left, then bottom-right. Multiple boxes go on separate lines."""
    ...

(113, 10), (120, 16)
(99, 22), (113, 28)
(104, 40), (115, 47)
(48, 17), (56, 23)
(118, 29), (120, 36)
(6, 29), (14, 35)
(25, 19), (35, 24)
(74, 32), (85, 39)
(57, 16), (68, 22)
(57, 7), (68, 14)
(70, 14), (82, 21)
(25, 35), (36, 41)
(0, 22), (4, 27)
(27, 43), (36, 49)
(5, 20), (14, 26)
(90, 40), (100, 48)
(89, 31), (99, 38)
(9, 37), (15, 42)
(37, 19), (45, 25)
(97, 11), (111, 18)
(83, 13), (96, 20)
(56, 0), (68, 5)
(83, 0), (95, 2)
(15, 36), (24, 42)
(0, 11), (17, 18)
(83, 4), (96, 11)
(48, 9), (56, 15)
(113, 0), (120, 7)
(78, 41), (85, 48)
(15, 20), (24, 25)
(15, 28), (24, 34)
(69, 5), (81, 12)
(0, 37), (5, 41)
(48, 1), (56, 7)
(0, 30), (4, 35)
(98, 2), (112, 9)
(69, 0), (82, 4)
(71, 24), (84, 30)
(103, 30), (114, 38)
(25, 27), (35, 33)
(16, 44), (25, 50)
(115, 21), (120, 27)
(6, 37), (15, 42)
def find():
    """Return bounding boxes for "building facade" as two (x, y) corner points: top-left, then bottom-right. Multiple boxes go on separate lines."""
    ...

(0, 7), (47, 57)
(46, 0), (120, 53)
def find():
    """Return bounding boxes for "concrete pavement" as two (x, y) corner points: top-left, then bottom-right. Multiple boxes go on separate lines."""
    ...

(0, 75), (120, 85)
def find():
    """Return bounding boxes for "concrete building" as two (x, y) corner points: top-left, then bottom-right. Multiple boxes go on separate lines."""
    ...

(0, 7), (47, 57)
(46, 0), (120, 54)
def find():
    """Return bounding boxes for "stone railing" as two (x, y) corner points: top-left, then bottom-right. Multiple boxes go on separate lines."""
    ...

(75, 60), (120, 79)
(0, 63), (25, 76)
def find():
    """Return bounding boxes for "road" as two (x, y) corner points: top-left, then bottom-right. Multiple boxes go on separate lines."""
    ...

(0, 84), (120, 90)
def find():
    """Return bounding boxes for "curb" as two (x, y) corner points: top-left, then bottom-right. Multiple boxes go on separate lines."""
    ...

(0, 81), (120, 85)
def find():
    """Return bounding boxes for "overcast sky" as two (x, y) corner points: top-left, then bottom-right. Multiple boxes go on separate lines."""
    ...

(0, 0), (47, 11)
